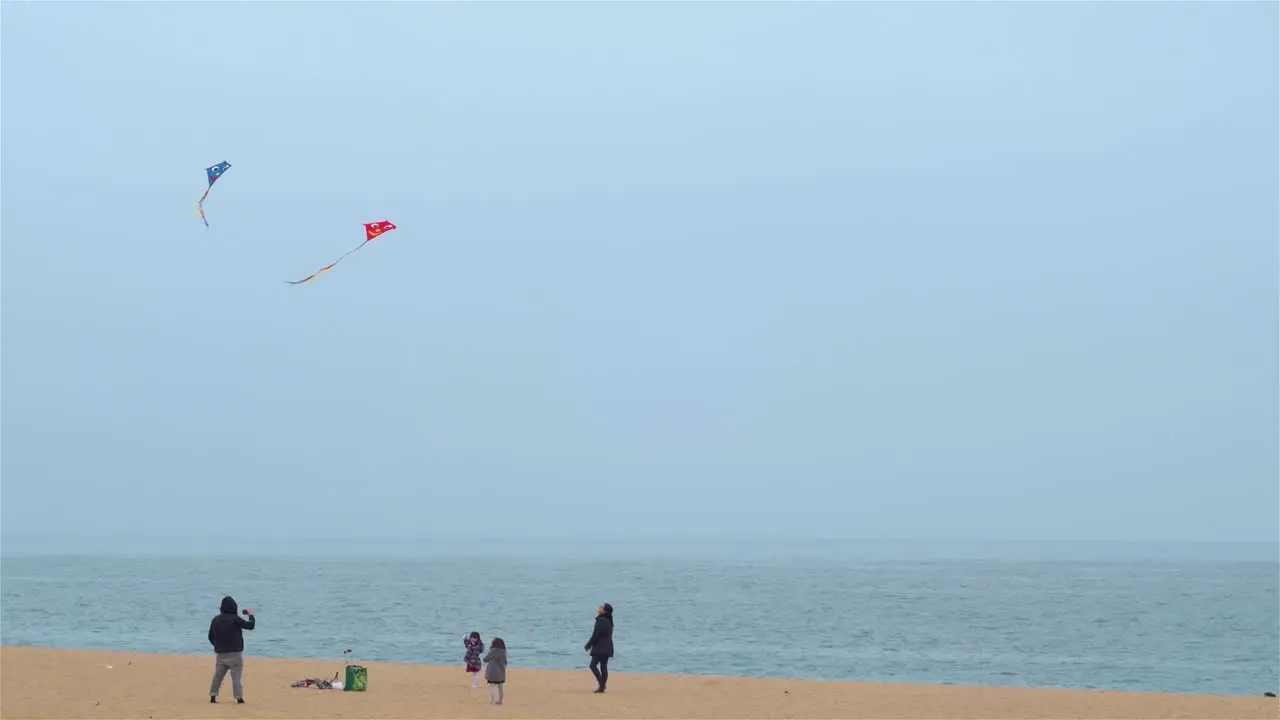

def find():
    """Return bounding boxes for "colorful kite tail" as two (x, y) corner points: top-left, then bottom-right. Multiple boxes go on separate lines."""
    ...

(285, 239), (372, 285)
(196, 188), (211, 227)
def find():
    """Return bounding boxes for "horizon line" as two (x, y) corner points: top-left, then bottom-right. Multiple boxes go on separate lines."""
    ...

(2, 533), (1276, 545)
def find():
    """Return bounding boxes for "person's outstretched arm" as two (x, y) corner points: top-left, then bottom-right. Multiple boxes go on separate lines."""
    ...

(237, 610), (256, 630)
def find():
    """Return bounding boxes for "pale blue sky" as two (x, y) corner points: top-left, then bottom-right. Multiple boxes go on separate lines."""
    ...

(1, 1), (1276, 542)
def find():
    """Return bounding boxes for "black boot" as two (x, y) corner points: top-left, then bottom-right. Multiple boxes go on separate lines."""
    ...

(210, 697), (217, 704)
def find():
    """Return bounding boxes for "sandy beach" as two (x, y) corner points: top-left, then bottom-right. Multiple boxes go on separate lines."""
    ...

(1, 646), (1275, 719)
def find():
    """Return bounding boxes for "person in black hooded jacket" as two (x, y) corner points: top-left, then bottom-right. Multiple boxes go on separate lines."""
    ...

(208, 595), (255, 704)
(584, 603), (614, 693)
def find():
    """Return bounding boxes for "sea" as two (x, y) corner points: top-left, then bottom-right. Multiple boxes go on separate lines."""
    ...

(1, 536), (1277, 697)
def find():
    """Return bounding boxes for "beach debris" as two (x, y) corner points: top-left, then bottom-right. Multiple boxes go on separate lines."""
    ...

(287, 221), (399, 285)
(292, 671), (342, 690)
(196, 161), (232, 228)
(1265, 692), (1276, 697)
(104, 665), (113, 669)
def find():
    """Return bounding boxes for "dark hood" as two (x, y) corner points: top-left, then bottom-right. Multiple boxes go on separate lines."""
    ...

(220, 596), (238, 615)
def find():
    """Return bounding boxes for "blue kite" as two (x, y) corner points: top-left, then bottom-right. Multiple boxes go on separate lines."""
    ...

(196, 161), (231, 227)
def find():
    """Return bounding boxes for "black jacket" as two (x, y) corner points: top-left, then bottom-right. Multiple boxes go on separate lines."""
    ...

(208, 596), (255, 654)
(585, 612), (614, 658)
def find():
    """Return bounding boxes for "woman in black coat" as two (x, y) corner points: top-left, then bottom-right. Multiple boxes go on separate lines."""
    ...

(584, 603), (614, 693)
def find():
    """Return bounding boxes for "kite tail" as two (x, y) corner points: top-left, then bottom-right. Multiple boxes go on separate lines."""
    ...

(196, 187), (212, 227)
(286, 239), (372, 285)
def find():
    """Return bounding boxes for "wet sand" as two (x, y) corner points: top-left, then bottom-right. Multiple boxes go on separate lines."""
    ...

(1, 646), (1275, 719)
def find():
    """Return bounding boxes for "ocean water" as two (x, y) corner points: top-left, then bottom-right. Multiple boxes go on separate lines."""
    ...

(1, 537), (1276, 696)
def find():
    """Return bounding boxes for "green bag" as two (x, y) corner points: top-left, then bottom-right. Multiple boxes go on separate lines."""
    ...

(344, 664), (367, 692)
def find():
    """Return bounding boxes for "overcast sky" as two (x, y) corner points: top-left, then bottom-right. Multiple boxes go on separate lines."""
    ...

(2, 1), (1276, 542)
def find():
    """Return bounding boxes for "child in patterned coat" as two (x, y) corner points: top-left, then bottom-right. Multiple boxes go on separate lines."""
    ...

(464, 632), (485, 688)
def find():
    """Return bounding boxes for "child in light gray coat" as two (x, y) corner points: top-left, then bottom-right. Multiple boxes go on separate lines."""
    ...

(483, 637), (507, 705)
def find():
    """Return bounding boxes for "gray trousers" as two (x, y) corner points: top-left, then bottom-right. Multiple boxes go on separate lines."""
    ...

(210, 651), (244, 699)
